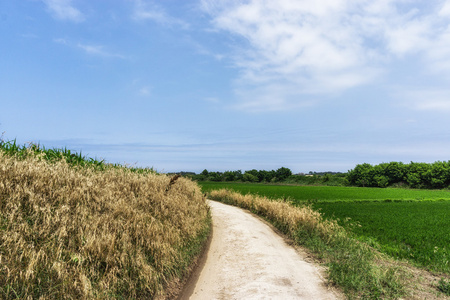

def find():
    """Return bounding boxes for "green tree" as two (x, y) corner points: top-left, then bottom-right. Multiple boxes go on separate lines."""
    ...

(209, 172), (223, 182)
(427, 161), (449, 189)
(223, 171), (236, 181)
(245, 169), (262, 182)
(234, 170), (243, 181)
(347, 163), (374, 187)
(275, 167), (292, 181)
(406, 162), (429, 188)
(374, 175), (389, 188)
(243, 173), (258, 182)
(384, 162), (406, 185)
(259, 170), (275, 182)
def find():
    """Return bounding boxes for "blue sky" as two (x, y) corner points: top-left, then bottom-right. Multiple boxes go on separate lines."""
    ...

(2, 0), (450, 173)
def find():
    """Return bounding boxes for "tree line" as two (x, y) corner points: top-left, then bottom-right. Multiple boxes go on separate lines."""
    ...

(193, 167), (294, 182)
(347, 161), (450, 189)
(184, 161), (450, 189)
(184, 167), (347, 186)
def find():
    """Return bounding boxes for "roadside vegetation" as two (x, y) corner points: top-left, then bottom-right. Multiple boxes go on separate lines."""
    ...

(0, 140), (211, 299)
(204, 183), (450, 298)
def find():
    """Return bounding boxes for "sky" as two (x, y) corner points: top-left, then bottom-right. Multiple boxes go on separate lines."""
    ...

(2, 0), (450, 174)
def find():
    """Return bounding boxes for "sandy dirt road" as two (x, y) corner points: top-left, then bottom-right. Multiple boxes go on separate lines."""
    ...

(180, 200), (341, 300)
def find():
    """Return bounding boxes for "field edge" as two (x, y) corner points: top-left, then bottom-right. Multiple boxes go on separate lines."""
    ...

(160, 212), (212, 300)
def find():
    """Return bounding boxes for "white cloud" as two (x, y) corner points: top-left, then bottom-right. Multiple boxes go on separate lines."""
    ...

(132, 0), (189, 29)
(56, 38), (126, 58)
(425, 26), (450, 75)
(138, 87), (151, 96)
(77, 44), (104, 55)
(42, 0), (84, 22)
(439, 0), (450, 17)
(77, 43), (126, 59)
(204, 97), (220, 103)
(201, 0), (383, 111)
(21, 33), (39, 39)
(397, 88), (450, 111)
(53, 38), (68, 45)
(384, 17), (432, 56)
(186, 37), (225, 60)
(201, 0), (450, 112)
(233, 82), (316, 112)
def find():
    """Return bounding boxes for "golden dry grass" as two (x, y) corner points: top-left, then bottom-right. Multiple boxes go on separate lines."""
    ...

(208, 189), (342, 240)
(0, 151), (210, 299)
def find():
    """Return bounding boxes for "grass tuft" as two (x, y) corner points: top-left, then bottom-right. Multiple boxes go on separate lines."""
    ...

(439, 278), (450, 295)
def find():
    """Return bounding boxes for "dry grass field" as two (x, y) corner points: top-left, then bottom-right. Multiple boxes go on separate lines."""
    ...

(0, 149), (210, 299)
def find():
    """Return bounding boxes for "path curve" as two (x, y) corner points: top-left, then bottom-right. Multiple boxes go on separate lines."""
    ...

(180, 200), (341, 300)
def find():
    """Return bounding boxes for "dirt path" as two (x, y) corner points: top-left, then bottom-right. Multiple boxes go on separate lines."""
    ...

(180, 200), (342, 300)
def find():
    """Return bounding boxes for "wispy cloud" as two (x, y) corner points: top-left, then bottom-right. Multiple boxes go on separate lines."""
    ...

(77, 43), (126, 59)
(42, 0), (84, 22)
(185, 37), (224, 61)
(21, 33), (39, 39)
(53, 38), (68, 45)
(54, 38), (126, 59)
(204, 97), (220, 103)
(132, 0), (189, 29)
(397, 88), (450, 111)
(200, 0), (450, 112)
(138, 87), (152, 97)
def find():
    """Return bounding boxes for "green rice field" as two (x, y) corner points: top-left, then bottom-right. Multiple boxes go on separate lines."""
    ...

(200, 182), (450, 273)
(200, 182), (450, 201)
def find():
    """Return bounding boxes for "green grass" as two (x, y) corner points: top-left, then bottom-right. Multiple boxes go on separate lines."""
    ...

(0, 139), (154, 174)
(0, 139), (103, 167)
(200, 182), (450, 274)
(199, 182), (450, 201)
(314, 201), (450, 273)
